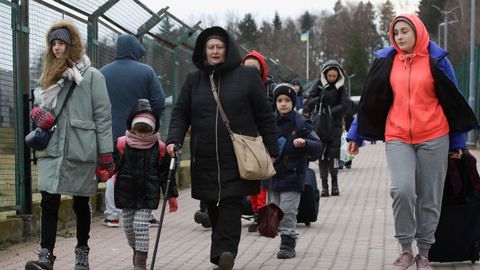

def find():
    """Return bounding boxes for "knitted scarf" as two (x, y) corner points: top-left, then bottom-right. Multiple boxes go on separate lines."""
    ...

(35, 55), (91, 109)
(125, 130), (160, 149)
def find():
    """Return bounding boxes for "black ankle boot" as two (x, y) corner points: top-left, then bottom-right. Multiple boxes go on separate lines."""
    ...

(331, 177), (339, 196)
(321, 178), (329, 197)
(277, 235), (296, 259)
(25, 248), (56, 270)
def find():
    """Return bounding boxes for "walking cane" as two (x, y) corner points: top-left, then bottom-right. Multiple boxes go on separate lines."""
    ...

(150, 153), (177, 270)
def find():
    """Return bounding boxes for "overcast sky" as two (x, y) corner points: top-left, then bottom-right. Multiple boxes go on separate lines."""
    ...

(140, 0), (420, 27)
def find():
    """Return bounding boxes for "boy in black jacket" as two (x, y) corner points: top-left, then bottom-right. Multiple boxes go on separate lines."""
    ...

(268, 84), (322, 259)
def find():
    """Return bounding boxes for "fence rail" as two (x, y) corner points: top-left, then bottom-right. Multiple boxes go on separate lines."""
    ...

(0, 0), (304, 214)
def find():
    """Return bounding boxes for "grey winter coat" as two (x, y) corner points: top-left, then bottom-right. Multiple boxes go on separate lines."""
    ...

(36, 67), (113, 197)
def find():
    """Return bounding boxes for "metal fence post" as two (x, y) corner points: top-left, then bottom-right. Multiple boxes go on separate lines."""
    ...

(13, 0), (31, 214)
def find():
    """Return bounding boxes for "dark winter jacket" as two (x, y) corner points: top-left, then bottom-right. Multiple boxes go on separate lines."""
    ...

(268, 111), (322, 192)
(114, 100), (178, 209)
(347, 42), (477, 150)
(100, 34), (165, 140)
(166, 26), (278, 202)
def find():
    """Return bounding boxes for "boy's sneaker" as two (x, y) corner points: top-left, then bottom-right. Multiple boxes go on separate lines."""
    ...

(104, 218), (120, 227)
(74, 246), (90, 270)
(149, 218), (160, 227)
(415, 254), (432, 270)
(25, 248), (56, 270)
(392, 250), (414, 270)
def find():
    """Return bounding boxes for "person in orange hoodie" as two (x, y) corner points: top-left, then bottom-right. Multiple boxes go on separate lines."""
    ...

(347, 14), (477, 270)
(242, 50), (275, 232)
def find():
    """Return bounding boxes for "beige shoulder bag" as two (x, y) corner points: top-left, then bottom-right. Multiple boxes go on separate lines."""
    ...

(209, 73), (276, 180)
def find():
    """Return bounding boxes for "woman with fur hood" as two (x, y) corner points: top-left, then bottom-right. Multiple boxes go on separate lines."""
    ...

(26, 20), (113, 270)
(304, 60), (350, 197)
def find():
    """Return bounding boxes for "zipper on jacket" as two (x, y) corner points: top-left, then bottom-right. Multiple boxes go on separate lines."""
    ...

(192, 134), (198, 164)
(215, 76), (222, 206)
(408, 60), (413, 143)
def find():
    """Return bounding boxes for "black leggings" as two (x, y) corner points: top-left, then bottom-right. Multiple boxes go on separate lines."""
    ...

(40, 191), (91, 253)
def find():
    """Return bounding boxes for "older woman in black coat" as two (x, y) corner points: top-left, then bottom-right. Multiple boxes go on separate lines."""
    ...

(166, 26), (277, 270)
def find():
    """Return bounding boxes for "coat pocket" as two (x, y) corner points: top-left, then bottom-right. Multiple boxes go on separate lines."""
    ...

(66, 118), (97, 162)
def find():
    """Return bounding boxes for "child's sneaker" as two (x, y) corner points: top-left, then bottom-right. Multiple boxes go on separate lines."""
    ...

(104, 218), (120, 227)
(392, 250), (414, 270)
(415, 254), (432, 270)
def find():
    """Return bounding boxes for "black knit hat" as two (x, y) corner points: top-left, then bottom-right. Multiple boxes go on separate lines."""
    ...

(48, 28), (72, 46)
(273, 83), (297, 108)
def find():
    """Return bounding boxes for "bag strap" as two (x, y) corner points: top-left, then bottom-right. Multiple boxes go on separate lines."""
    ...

(51, 81), (77, 128)
(209, 73), (232, 134)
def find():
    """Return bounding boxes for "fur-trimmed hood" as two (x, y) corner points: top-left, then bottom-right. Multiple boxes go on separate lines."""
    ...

(45, 20), (84, 62)
(320, 59), (346, 89)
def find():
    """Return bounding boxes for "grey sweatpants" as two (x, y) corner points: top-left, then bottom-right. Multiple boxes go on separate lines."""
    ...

(385, 135), (449, 251)
(269, 191), (301, 239)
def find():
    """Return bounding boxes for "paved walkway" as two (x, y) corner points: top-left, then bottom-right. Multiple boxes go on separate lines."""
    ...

(2, 143), (480, 269)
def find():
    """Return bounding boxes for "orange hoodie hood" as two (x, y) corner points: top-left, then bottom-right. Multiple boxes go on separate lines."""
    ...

(242, 50), (268, 83)
(389, 14), (429, 57)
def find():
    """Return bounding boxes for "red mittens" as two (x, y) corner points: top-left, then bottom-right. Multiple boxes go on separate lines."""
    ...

(95, 153), (116, 181)
(31, 107), (54, 130)
(168, 197), (178, 212)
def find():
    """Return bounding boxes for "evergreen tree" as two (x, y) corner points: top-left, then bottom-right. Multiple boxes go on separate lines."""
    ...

(273, 11), (282, 32)
(299, 11), (315, 33)
(379, 0), (395, 46)
(343, 31), (369, 96)
(364, 1), (382, 62)
(417, 0), (447, 37)
(237, 13), (261, 47)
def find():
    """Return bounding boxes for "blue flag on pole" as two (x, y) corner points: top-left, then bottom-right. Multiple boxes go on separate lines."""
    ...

(300, 31), (309, 42)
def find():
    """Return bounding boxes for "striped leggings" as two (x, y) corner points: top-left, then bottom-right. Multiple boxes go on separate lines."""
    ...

(122, 208), (152, 252)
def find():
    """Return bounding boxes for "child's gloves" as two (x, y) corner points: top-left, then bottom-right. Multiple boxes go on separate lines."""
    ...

(99, 153), (116, 178)
(31, 107), (54, 130)
(168, 197), (178, 212)
(95, 166), (111, 181)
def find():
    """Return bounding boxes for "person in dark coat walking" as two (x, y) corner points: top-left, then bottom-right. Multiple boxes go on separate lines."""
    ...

(100, 34), (166, 227)
(166, 26), (278, 270)
(305, 60), (350, 197)
(103, 99), (178, 270)
(269, 83), (322, 259)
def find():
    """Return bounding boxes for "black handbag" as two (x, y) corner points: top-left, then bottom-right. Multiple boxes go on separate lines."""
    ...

(25, 82), (76, 151)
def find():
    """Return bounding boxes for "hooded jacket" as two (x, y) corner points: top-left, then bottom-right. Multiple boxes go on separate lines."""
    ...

(36, 20), (113, 197)
(305, 60), (350, 139)
(167, 26), (278, 201)
(114, 99), (178, 209)
(347, 14), (477, 149)
(268, 111), (322, 192)
(242, 50), (268, 83)
(100, 34), (165, 140)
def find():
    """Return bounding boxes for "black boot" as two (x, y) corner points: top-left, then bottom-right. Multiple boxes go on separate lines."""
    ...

(74, 246), (90, 270)
(277, 235), (296, 259)
(331, 176), (339, 196)
(134, 251), (148, 270)
(248, 214), (258, 232)
(194, 210), (211, 228)
(321, 178), (329, 197)
(25, 248), (56, 270)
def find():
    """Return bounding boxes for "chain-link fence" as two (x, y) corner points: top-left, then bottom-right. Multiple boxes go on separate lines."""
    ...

(0, 0), (305, 214)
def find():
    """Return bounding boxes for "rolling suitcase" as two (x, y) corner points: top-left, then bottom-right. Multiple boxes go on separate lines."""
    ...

(429, 151), (480, 263)
(297, 168), (320, 226)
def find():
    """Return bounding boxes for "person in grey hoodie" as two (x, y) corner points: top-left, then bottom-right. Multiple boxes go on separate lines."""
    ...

(100, 34), (165, 227)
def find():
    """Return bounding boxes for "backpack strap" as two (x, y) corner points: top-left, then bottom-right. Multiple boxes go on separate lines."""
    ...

(116, 136), (127, 156)
(117, 136), (167, 165)
(158, 140), (166, 165)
